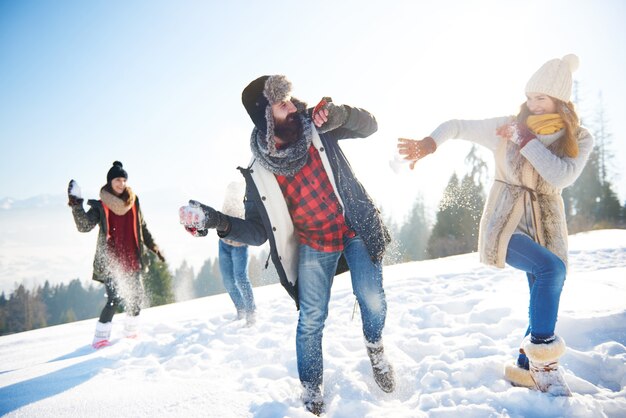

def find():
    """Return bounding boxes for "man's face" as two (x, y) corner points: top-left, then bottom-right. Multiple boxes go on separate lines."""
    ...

(271, 99), (301, 146)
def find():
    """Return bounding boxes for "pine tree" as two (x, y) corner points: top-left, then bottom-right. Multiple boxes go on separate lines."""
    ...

(380, 206), (402, 266)
(565, 91), (622, 231)
(427, 173), (464, 258)
(7, 285), (28, 333)
(172, 259), (195, 302)
(0, 292), (7, 334)
(427, 145), (487, 258)
(194, 258), (212, 297)
(5, 285), (46, 334)
(248, 252), (263, 287)
(40, 280), (55, 324)
(597, 182), (623, 226)
(194, 257), (227, 297)
(591, 92), (622, 226)
(144, 252), (175, 306)
(565, 146), (602, 232)
(396, 196), (430, 262)
(61, 308), (77, 323)
(30, 286), (48, 330)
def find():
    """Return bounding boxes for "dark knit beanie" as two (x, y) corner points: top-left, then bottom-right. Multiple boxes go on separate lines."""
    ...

(242, 75), (270, 133)
(107, 161), (128, 184)
(241, 75), (293, 134)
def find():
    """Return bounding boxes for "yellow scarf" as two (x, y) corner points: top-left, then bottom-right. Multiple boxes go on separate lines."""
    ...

(526, 113), (564, 135)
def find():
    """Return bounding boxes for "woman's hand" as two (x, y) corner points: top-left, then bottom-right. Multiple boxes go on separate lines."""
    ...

(397, 137), (437, 169)
(498, 122), (534, 149)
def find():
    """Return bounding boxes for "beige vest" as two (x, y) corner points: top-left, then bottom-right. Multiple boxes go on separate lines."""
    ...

(478, 139), (568, 268)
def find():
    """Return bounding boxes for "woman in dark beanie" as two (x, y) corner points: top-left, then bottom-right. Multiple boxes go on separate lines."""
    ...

(398, 54), (593, 396)
(68, 161), (165, 348)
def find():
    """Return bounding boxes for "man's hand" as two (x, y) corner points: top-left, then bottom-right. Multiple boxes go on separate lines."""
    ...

(179, 200), (230, 236)
(397, 137), (437, 169)
(67, 179), (84, 206)
(312, 97), (348, 133)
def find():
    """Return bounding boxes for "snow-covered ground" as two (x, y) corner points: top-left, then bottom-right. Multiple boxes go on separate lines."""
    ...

(1, 229), (625, 417)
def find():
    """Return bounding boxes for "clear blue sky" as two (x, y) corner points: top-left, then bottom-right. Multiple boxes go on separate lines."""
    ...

(1, 0), (625, 221)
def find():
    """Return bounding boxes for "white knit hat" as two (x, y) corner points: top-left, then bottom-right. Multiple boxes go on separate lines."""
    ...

(525, 54), (580, 102)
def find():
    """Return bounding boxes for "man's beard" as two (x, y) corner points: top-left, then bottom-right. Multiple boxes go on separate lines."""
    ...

(274, 112), (303, 146)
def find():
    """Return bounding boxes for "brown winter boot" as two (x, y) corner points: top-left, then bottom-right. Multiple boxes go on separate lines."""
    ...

(366, 339), (396, 393)
(504, 348), (534, 388)
(523, 335), (572, 396)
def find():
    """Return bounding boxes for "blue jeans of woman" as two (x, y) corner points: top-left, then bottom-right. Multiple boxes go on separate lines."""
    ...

(505, 233), (566, 341)
(218, 240), (256, 315)
(296, 235), (387, 388)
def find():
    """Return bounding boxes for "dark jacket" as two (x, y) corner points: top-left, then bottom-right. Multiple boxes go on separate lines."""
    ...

(71, 197), (158, 283)
(221, 106), (390, 307)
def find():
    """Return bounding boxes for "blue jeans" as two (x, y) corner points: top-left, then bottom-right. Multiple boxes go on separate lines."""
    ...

(505, 233), (566, 340)
(296, 235), (387, 388)
(218, 240), (256, 314)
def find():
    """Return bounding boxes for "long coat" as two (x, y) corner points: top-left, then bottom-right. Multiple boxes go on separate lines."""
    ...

(71, 197), (158, 282)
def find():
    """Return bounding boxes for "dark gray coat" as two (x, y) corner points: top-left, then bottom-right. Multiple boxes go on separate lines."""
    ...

(71, 197), (158, 282)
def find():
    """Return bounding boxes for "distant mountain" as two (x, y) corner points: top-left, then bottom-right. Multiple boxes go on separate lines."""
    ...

(0, 194), (66, 210)
(0, 197), (13, 210)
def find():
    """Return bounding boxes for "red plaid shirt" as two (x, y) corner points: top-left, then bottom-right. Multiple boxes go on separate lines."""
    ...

(276, 145), (355, 252)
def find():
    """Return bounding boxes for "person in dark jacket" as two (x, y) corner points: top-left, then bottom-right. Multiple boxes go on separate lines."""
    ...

(179, 75), (394, 415)
(69, 161), (164, 348)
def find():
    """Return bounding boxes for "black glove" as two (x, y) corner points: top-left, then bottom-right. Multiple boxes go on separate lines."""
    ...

(179, 200), (230, 236)
(312, 97), (348, 133)
(67, 179), (84, 206)
(184, 226), (209, 237)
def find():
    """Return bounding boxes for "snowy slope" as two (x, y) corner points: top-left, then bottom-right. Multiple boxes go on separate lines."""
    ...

(0, 230), (625, 417)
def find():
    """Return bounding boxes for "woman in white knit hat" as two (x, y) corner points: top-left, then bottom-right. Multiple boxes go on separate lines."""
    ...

(397, 54), (593, 396)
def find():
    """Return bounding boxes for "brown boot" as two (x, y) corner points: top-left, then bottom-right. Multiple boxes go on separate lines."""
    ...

(523, 335), (572, 397)
(504, 348), (534, 388)
(301, 383), (324, 416)
(366, 340), (396, 393)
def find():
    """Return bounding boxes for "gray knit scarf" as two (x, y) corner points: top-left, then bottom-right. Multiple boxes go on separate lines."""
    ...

(250, 112), (313, 177)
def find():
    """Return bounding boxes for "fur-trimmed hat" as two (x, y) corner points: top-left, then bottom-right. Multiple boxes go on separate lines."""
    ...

(525, 54), (580, 102)
(241, 75), (293, 134)
(107, 161), (128, 184)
